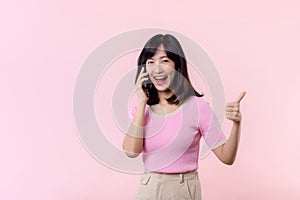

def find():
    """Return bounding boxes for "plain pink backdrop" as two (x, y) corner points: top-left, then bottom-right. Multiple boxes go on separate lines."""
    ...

(1, 0), (300, 199)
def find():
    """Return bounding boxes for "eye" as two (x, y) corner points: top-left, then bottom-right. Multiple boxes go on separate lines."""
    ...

(162, 59), (169, 63)
(147, 61), (154, 64)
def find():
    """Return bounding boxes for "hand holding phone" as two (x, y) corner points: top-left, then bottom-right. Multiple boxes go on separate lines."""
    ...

(141, 67), (152, 97)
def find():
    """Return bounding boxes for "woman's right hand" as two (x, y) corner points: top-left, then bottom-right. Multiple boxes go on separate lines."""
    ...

(135, 66), (149, 104)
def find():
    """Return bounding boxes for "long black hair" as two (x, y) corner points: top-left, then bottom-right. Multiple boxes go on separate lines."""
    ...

(135, 34), (203, 105)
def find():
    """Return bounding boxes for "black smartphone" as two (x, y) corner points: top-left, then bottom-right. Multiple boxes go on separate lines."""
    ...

(141, 67), (152, 97)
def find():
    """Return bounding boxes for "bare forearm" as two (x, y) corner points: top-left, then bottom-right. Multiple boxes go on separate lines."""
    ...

(213, 91), (245, 165)
(122, 101), (146, 157)
(222, 121), (241, 164)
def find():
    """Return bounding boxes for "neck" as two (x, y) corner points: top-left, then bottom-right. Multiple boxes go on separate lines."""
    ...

(157, 90), (173, 105)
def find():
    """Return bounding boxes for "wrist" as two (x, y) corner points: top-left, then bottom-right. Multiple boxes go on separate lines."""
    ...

(137, 100), (147, 107)
(233, 119), (241, 125)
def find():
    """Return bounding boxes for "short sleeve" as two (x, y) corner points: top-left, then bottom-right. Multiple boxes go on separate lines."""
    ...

(128, 106), (137, 122)
(128, 106), (151, 130)
(198, 100), (227, 150)
(126, 106), (137, 130)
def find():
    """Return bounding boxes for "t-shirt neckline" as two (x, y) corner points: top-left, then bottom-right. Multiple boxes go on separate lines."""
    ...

(148, 96), (194, 118)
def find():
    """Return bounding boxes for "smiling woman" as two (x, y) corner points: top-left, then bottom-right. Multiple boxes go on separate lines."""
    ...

(135, 34), (203, 106)
(145, 47), (176, 91)
(122, 34), (245, 200)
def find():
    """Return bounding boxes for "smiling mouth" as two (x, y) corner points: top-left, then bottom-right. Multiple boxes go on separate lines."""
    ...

(154, 76), (168, 85)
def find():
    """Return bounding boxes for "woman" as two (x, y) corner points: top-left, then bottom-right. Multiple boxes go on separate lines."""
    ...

(122, 34), (246, 200)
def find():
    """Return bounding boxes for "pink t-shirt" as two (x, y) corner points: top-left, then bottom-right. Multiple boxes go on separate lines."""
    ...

(128, 96), (227, 173)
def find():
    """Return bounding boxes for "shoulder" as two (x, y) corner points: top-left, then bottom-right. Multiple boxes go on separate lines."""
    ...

(187, 95), (208, 106)
(181, 96), (211, 115)
(188, 96), (213, 115)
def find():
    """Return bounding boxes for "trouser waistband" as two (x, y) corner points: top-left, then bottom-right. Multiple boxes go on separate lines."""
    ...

(143, 170), (198, 183)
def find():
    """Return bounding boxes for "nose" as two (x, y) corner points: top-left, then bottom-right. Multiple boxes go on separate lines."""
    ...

(153, 62), (163, 74)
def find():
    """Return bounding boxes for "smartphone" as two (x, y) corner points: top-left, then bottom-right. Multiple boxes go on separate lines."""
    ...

(141, 67), (152, 97)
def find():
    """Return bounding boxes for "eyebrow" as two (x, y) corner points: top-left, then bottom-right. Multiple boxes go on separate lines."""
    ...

(148, 56), (168, 60)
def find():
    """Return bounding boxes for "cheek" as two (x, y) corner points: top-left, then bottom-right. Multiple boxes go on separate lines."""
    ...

(145, 65), (152, 72)
(169, 71), (177, 83)
(165, 64), (176, 73)
(166, 66), (176, 76)
(170, 72), (176, 80)
(146, 67), (153, 75)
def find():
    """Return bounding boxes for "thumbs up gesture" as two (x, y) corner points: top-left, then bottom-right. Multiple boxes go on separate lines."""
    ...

(226, 91), (246, 123)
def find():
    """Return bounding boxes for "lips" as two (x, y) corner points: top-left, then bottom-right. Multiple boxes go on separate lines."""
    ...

(154, 76), (167, 85)
(154, 76), (167, 80)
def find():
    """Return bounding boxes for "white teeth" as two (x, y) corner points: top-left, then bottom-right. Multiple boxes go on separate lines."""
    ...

(154, 76), (167, 80)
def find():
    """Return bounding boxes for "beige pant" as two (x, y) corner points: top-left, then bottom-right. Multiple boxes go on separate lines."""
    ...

(135, 170), (202, 200)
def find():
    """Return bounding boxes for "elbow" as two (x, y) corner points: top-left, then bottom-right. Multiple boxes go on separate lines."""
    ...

(222, 159), (235, 166)
(122, 137), (143, 158)
(122, 144), (142, 158)
(124, 151), (141, 158)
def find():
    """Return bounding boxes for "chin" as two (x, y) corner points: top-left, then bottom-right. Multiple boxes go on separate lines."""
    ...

(154, 85), (171, 92)
(152, 81), (168, 91)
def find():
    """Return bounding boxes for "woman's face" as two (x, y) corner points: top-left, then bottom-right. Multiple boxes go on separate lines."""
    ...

(146, 44), (176, 92)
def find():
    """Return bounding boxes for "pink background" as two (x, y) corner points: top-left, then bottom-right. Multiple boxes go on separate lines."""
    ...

(1, 0), (300, 199)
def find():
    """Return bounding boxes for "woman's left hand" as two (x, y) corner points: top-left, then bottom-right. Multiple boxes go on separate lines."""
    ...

(226, 91), (246, 123)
